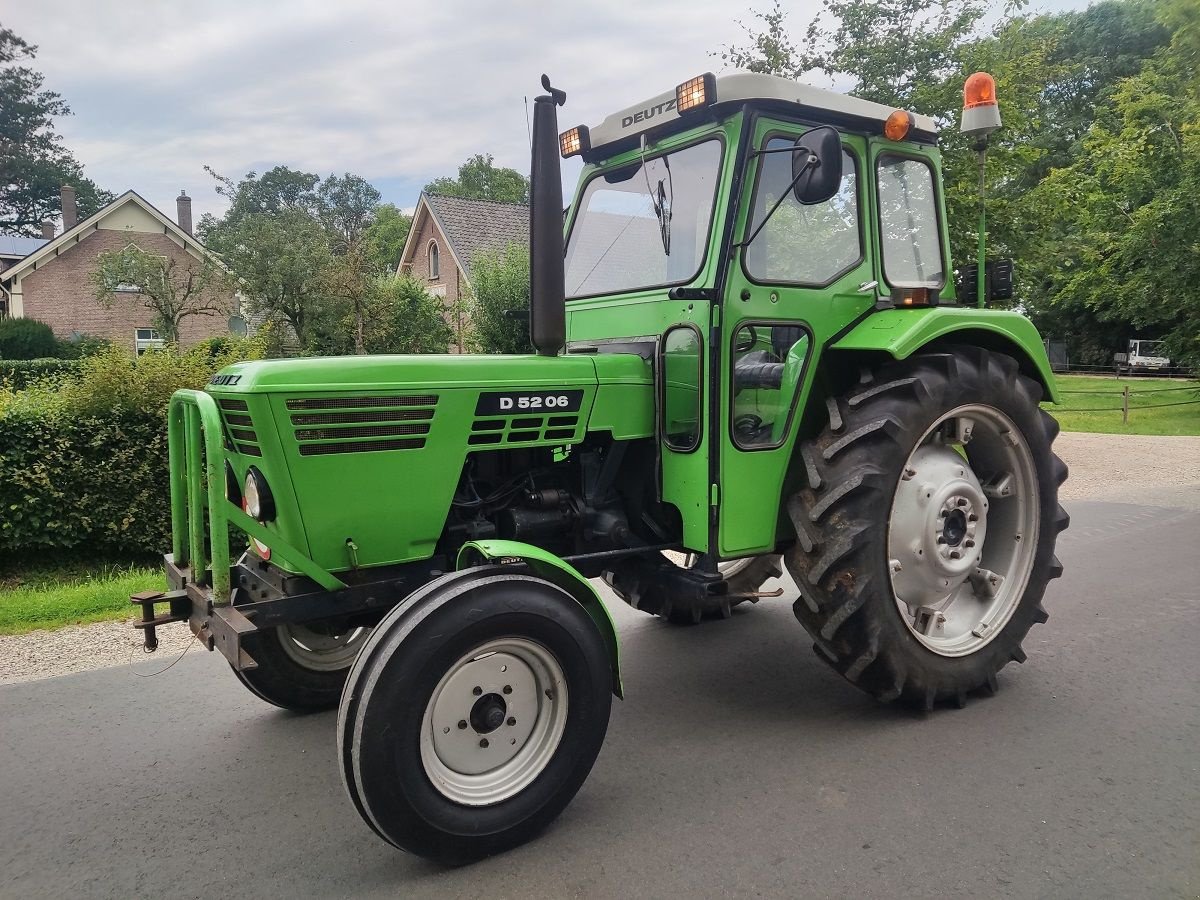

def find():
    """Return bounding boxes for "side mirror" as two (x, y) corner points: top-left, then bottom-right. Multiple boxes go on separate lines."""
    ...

(792, 126), (843, 205)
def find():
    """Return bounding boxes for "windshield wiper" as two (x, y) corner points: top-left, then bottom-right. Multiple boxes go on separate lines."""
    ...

(640, 135), (673, 256)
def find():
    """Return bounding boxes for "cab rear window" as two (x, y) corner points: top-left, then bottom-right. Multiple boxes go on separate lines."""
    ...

(876, 156), (944, 289)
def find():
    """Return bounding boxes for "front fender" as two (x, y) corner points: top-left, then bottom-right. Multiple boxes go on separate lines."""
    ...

(830, 308), (1061, 403)
(458, 540), (623, 698)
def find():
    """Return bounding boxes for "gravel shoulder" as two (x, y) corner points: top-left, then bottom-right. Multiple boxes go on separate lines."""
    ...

(3, 430), (1198, 686)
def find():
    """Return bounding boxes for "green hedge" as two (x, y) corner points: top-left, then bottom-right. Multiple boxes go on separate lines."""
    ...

(0, 407), (170, 556)
(0, 358), (81, 389)
(0, 318), (60, 359)
(0, 338), (269, 562)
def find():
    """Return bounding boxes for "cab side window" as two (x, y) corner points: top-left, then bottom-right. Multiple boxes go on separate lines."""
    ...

(744, 138), (861, 285)
(876, 156), (944, 288)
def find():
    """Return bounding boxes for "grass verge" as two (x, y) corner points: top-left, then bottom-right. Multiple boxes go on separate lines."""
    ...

(0, 556), (162, 636)
(1045, 375), (1200, 436)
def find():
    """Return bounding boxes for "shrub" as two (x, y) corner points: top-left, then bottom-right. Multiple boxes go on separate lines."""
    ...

(469, 244), (532, 354)
(0, 318), (62, 360)
(0, 336), (268, 559)
(0, 359), (80, 390)
(57, 334), (113, 360)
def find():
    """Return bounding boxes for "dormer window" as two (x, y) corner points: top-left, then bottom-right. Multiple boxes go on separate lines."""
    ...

(428, 241), (440, 280)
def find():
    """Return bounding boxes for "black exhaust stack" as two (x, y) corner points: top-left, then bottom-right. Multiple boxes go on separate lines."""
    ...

(529, 75), (567, 357)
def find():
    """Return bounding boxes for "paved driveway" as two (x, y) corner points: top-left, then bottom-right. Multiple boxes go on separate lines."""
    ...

(1, 500), (1197, 899)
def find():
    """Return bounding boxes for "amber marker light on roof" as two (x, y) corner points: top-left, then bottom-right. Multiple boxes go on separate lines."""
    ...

(884, 109), (915, 141)
(964, 71), (997, 108)
(559, 125), (589, 159)
(676, 73), (716, 114)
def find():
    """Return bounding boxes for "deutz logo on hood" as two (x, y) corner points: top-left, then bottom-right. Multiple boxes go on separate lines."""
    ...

(622, 98), (677, 128)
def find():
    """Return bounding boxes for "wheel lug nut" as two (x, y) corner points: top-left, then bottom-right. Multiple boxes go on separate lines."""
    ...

(965, 540), (975, 548)
(472, 686), (482, 696)
(507, 717), (516, 726)
(457, 719), (467, 729)
(968, 514), (978, 522)
(502, 685), (512, 694)
(479, 738), (489, 748)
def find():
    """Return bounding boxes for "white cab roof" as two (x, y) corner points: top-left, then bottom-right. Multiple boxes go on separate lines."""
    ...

(586, 71), (937, 151)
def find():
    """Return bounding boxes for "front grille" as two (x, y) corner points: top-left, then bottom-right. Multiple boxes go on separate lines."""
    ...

(288, 394), (438, 455)
(215, 398), (261, 456)
(467, 412), (584, 448)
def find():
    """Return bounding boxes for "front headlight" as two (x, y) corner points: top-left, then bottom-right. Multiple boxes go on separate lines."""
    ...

(242, 466), (275, 522)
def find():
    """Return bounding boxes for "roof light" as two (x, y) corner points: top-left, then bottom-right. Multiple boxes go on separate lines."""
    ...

(961, 72), (1001, 138)
(963, 72), (997, 109)
(884, 109), (914, 142)
(559, 125), (590, 159)
(676, 73), (716, 114)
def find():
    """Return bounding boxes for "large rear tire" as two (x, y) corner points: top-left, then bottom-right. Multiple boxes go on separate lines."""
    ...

(233, 621), (369, 712)
(785, 347), (1068, 708)
(338, 568), (612, 863)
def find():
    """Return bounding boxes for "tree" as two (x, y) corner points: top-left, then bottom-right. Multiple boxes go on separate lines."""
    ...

(1024, 0), (1200, 368)
(425, 154), (530, 204)
(317, 173), (381, 252)
(209, 209), (333, 349)
(469, 244), (532, 355)
(362, 275), (453, 354)
(0, 26), (111, 235)
(197, 165), (321, 239)
(91, 245), (233, 343)
(364, 203), (412, 272)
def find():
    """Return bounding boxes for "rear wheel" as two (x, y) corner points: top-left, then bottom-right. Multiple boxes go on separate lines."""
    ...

(603, 553), (783, 624)
(785, 348), (1068, 708)
(233, 621), (369, 712)
(338, 569), (612, 863)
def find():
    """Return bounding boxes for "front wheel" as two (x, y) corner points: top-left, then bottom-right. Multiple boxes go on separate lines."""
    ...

(233, 620), (370, 712)
(338, 569), (612, 863)
(786, 348), (1069, 708)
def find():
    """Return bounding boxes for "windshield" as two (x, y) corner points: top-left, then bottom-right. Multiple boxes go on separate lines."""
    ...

(565, 139), (722, 298)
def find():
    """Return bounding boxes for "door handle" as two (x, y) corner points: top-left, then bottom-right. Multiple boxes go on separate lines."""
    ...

(857, 280), (879, 293)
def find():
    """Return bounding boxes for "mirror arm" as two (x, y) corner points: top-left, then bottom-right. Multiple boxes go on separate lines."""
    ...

(735, 153), (816, 249)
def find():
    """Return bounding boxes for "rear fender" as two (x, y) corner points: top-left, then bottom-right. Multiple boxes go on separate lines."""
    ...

(829, 308), (1061, 403)
(458, 540), (623, 698)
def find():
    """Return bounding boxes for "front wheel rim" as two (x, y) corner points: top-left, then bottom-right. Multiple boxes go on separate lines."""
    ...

(887, 404), (1040, 657)
(420, 637), (569, 806)
(278, 623), (368, 672)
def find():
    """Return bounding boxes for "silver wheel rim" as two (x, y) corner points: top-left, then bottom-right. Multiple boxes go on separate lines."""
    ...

(680, 554), (755, 578)
(277, 623), (368, 672)
(887, 404), (1039, 657)
(420, 637), (569, 806)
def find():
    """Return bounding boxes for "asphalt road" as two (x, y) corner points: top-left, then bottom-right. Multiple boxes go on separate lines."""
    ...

(2, 500), (1197, 899)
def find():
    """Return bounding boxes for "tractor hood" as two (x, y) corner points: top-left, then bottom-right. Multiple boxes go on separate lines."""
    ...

(208, 352), (651, 394)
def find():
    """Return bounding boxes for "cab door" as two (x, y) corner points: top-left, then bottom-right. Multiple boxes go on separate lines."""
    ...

(717, 121), (879, 558)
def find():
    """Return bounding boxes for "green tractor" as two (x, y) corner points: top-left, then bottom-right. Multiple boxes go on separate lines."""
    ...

(135, 71), (1068, 863)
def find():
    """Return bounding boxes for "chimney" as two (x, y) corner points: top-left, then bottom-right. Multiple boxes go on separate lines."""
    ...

(41, 220), (55, 241)
(176, 190), (192, 236)
(60, 184), (78, 232)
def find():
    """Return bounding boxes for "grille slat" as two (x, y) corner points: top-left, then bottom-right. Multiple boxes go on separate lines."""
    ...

(287, 395), (438, 411)
(295, 423), (430, 441)
(291, 409), (433, 426)
(299, 438), (425, 456)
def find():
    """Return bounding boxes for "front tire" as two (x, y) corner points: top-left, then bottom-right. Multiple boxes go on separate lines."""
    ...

(338, 569), (612, 863)
(786, 348), (1068, 708)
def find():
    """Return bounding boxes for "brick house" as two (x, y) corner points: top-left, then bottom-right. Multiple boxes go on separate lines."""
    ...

(0, 185), (239, 352)
(397, 192), (528, 351)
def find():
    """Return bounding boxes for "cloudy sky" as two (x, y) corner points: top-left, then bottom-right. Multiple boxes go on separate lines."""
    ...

(9, 0), (1091, 225)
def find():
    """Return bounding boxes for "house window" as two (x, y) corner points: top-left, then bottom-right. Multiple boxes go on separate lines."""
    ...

(114, 283), (143, 293)
(428, 241), (440, 280)
(134, 328), (164, 354)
